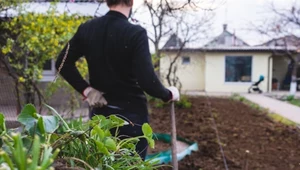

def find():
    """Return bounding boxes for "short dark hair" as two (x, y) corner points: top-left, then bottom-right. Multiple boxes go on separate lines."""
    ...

(106, 0), (132, 7)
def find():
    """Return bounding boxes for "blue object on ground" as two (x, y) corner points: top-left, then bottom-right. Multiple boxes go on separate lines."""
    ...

(145, 133), (198, 165)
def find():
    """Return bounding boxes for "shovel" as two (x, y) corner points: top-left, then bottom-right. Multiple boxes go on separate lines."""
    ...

(170, 102), (178, 170)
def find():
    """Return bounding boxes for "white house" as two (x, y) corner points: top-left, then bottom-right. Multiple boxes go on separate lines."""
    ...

(160, 24), (300, 93)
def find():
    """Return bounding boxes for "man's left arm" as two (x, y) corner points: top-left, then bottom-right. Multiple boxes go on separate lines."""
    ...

(55, 24), (89, 95)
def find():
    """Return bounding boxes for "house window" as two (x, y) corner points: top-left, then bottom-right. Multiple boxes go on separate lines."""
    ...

(182, 56), (190, 65)
(41, 59), (55, 82)
(225, 56), (252, 82)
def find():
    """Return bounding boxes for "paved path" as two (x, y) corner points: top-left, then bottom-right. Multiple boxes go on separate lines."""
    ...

(242, 94), (300, 125)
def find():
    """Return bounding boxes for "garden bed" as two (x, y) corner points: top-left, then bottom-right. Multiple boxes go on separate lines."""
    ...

(148, 97), (300, 170)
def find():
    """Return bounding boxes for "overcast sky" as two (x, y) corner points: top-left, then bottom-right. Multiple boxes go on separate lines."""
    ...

(133, 0), (296, 46)
(6, 0), (296, 47)
(211, 0), (295, 45)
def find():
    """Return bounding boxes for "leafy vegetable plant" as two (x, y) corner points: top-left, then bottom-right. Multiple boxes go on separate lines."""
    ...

(0, 104), (161, 170)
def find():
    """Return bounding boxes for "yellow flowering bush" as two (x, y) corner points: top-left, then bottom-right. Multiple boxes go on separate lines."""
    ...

(1, 3), (91, 104)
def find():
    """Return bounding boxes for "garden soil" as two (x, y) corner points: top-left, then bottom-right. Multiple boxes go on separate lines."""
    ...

(148, 97), (300, 170)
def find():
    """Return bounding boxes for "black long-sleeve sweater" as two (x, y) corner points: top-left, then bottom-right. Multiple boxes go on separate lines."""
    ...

(55, 10), (171, 115)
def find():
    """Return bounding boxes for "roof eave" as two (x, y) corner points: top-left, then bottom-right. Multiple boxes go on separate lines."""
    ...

(160, 47), (298, 53)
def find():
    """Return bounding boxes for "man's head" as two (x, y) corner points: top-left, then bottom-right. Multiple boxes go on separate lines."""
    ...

(106, 0), (134, 18)
(106, 0), (133, 8)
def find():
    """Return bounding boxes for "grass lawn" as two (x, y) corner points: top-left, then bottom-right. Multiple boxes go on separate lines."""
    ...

(288, 98), (300, 107)
(285, 95), (300, 107)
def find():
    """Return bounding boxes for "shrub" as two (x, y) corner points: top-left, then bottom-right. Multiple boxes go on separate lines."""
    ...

(286, 95), (295, 101)
(0, 104), (159, 169)
(176, 95), (192, 109)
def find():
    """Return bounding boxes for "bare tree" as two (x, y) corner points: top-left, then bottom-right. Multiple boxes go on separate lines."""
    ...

(132, 0), (217, 86)
(164, 12), (212, 91)
(251, 1), (300, 93)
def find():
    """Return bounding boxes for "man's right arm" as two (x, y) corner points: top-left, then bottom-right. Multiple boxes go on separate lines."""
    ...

(55, 24), (90, 95)
(131, 29), (173, 102)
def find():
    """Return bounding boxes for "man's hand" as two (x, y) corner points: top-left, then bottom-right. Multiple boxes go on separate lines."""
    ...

(83, 87), (108, 108)
(167, 86), (180, 102)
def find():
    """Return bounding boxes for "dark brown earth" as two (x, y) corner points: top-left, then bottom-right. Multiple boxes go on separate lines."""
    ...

(148, 139), (171, 154)
(148, 97), (300, 170)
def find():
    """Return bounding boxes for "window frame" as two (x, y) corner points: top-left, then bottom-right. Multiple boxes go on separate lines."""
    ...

(41, 59), (55, 82)
(224, 55), (253, 84)
(182, 56), (191, 65)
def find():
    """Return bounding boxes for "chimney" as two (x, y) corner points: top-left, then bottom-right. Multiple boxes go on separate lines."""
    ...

(223, 24), (227, 31)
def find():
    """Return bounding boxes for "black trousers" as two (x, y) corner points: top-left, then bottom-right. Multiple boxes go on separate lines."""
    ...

(90, 109), (149, 160)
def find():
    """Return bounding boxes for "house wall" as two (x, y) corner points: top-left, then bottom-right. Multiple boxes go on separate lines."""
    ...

(205, 52), (273, 93)
(160, 52), (206, 92)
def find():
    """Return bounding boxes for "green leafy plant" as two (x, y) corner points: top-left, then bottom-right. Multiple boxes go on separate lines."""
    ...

(176, 95), (192, 109)
(0, 104), (161, 170)
(286, 95), (295, 101)
(150, 95), (192, 109)
(0, 106), (60, 170)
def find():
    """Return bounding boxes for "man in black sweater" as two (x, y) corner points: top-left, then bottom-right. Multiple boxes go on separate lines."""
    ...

(55, 0), (179, 160)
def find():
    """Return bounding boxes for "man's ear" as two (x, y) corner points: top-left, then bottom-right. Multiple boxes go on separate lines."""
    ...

(130, 0), (134, 7)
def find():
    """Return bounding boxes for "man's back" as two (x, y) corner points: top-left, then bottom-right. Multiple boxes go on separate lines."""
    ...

(82, 11), (144, 97)
(56, 11), (171, 114)
(56, 1), (179, 160)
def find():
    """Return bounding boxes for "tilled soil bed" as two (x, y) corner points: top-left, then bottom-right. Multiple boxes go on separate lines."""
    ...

(148, 97), (300, 170)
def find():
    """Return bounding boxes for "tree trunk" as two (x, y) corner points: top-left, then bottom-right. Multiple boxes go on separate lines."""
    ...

(24, 85), (35, 104)
(15, 81), (21, 114)
(154, 44), (161, 80)
(290, 56), (298, 95)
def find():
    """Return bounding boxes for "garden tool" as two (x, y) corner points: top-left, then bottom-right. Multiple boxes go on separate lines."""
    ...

(170, 101), (178, 170)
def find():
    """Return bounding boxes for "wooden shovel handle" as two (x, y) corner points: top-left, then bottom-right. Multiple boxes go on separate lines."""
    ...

(171, 102), (178, 170)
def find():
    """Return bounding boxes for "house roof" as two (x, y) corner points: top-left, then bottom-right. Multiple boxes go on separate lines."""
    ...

(161, 24), (299, 53)
(162, 46), (298, 53)
(161, 24), (253, 52)
(0, 2), (109, 17)
(204, 24), (249, 47)
(258, 35), (300, 49)
(162, 34), (183, 49)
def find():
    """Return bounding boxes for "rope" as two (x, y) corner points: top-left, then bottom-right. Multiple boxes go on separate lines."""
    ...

(204, 92), (229, 170)
(53, 42), (70, 83)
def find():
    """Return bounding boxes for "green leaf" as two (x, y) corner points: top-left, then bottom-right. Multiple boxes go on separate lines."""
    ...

(148, 139), (155, 149)
(124, 143), (136, 150)
(92, 125), (105, 139)
(42, 116), (59, 133)
(90, 115), (111, 129)
(50, 133), (59, 144)
(104, 130), (112, 137)
(44, 104), (70, 131)
(29, 135), (41, 170)
(20, 104), (38, 118)
(95, 141), (109, 155)
(109, 115), (128, 127)
(12, 133), (26, 170)
(37, 117), (46, 135)
(17, 104), (38, 131)
(92, 115), (106, 122)
(142, 123), (153, 138)
(0, 151), (14, 170)
(22, 137), (33, 149)
(104, 137), (117, 151)
(0, 113), (6, 135)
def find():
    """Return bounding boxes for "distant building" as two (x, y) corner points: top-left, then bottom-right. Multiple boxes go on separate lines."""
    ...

(160, 24), (300, 93)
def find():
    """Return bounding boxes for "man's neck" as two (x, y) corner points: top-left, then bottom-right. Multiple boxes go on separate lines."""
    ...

(109, 5), (131, 18)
